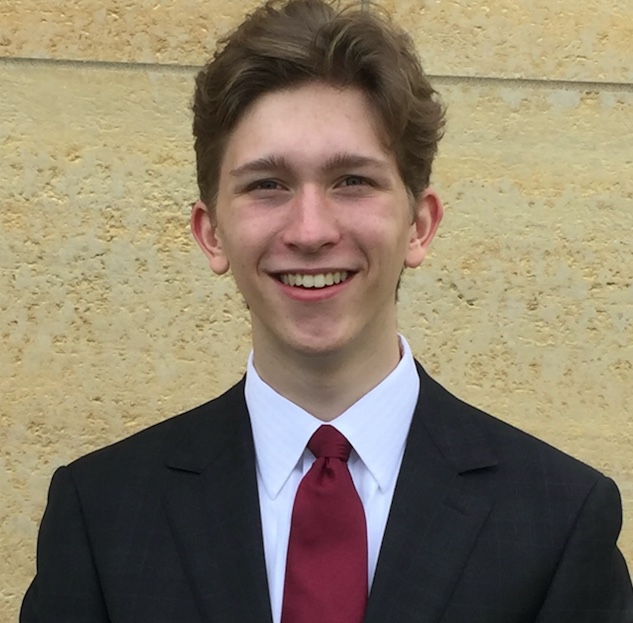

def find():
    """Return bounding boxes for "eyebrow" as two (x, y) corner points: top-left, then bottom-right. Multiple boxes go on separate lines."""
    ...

(229, 152), (391, 178)
(229, 155), (292, 178)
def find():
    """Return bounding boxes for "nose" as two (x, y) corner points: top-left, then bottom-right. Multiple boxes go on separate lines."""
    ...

(281, 186), (341, 252)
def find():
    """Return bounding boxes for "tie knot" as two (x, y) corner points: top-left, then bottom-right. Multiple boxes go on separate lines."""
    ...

(308, 426), (352, 462)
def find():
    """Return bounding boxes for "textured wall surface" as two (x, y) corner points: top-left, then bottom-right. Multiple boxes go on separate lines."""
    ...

(2, 0), (632, 618)
(2, 0), (632, 81)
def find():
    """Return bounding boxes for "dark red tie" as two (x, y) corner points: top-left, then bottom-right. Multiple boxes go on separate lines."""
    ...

(281, 425), (368, 623)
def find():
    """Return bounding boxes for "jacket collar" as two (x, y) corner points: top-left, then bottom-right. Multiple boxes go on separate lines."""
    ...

(162, 362), (498, 623)
(163, 378), (273, 623)
(365, 362), (498, 623)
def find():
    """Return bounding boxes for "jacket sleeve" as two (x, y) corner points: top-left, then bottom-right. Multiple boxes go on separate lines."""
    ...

(20, 466), (111, 623)
(535, 475), (633, 623)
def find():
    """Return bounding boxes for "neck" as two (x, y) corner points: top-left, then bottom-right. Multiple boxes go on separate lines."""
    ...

(251, 332), (402, 421)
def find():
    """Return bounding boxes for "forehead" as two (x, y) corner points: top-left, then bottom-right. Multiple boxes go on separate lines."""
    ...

(221, 83), (394, 173)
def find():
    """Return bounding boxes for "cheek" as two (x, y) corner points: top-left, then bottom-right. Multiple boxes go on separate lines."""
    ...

(222, 222), (278, 269)
(363, 217), (412, 250)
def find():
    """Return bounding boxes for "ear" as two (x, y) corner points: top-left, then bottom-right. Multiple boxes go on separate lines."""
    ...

(404, 188), (443, 269)
(190, 200), (230, 275)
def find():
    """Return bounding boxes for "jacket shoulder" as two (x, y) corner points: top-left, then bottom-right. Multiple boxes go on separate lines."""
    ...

(417, 362), (606, 488)
(67, 377), (246, 478)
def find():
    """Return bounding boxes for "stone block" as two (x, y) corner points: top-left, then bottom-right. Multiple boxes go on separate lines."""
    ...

(388, 0), (632, 82)
(1, 0), (632, 82)
(0, 0), (260, 65)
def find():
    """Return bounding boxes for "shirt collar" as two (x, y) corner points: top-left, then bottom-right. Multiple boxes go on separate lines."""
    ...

(245, 336), (420, 499)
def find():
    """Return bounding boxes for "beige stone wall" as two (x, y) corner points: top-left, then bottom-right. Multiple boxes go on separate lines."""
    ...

(1, 0), (631, 617)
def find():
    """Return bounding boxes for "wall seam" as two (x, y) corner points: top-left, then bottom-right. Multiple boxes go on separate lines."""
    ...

(2, 56), (632, 93)
(432, 74), (633, 93)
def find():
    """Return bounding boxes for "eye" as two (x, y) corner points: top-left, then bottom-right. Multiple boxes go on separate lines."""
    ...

(340, 175), (368, 187)
(250, 179), (284, 191)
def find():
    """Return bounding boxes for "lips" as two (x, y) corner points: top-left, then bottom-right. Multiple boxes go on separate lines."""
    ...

(278, 271), (351, 289)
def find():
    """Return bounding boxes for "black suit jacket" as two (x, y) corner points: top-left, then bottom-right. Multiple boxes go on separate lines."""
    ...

(21, 363), (633, 622)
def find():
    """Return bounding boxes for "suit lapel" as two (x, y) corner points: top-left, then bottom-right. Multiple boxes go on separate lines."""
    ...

(158, 364), (498, 623)
(162, 380), (273, 623)
(365, 363), (498, 623)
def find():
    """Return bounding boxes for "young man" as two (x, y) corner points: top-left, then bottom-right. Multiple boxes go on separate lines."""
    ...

(22, 0), (633, 622)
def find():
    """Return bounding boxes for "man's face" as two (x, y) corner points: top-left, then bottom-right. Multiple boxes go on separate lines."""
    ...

(192, 82), (442, 363)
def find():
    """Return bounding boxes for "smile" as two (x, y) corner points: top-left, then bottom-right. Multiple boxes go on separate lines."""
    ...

(278, 271), (350, 289)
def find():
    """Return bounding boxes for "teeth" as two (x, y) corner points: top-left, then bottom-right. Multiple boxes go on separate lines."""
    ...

(279, 271), (349, 288)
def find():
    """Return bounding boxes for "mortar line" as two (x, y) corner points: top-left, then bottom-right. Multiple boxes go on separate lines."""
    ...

(432, 74), (633, 93)
(0, 56), (201, 75)
(2, 55), (633, 93)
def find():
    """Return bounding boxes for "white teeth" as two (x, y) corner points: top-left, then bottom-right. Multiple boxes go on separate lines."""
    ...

(279, 271), (349, 288)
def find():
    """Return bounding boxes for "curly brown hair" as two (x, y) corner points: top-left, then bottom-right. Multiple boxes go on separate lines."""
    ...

(192, 0), (445, 211)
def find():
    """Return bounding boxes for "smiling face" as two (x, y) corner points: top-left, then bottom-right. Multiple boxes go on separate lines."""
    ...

(192, 82), (442, 371)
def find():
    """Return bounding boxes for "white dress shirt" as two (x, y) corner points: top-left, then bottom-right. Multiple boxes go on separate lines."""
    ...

(245, 336), (420, 623)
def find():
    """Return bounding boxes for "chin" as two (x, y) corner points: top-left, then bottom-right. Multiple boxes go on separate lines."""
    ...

(278, 326), (359, 360)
